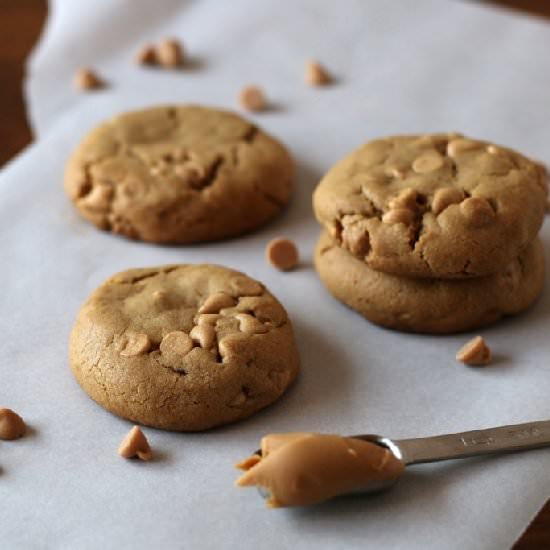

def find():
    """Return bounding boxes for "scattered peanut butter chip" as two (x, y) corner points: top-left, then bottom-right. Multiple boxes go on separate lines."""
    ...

(156, 38), (185, 67)
(304, 60), (332, 86)
(456, 336), (492, 366)
(120, 332), (151, 357)
(118, 426), (152, 461)
(432, 187), (464, 215)
(198, 292), (236, 314)
(135, 44), (158, 65)
(190, 324), (216, 349)
(238, 85), (267, 112)
(486, 145), (500, 155)
(236, 313), (268, 334)
(235, 454), (261, 470)
(412, 151), (444, 174)
(0, 408), (26, 440)
(266, 238), (299, 271)
(74, 68), (105, 90)
(160, 331), (193, 358)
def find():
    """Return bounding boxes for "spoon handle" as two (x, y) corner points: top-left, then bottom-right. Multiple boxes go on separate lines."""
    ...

(395, 420), (550, 465)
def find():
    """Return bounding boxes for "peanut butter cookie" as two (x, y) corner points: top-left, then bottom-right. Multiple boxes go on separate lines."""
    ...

(313, 134), (548, 278)
(314, 231), (544, 334)
(65, 105), (293, 243)
(69, 264), (299, 431)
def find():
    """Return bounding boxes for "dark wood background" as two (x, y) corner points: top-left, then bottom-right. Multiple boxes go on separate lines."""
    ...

(0, 0), (548, 546)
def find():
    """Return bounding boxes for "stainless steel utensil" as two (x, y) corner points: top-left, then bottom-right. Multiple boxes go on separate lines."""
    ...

(255, 420), (550, 498)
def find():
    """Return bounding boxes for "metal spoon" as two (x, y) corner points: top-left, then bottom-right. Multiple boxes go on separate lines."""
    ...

(255, 419), (550, 498)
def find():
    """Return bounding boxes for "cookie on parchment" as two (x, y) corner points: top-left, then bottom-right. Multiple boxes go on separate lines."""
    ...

(69, 264), (299, 431)
(64, 105), (294, 243)
(314, 231), (544, 334)
(313, 134), (547, 278)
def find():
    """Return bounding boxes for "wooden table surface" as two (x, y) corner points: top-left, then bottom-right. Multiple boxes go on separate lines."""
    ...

(0, 0), (548, 547)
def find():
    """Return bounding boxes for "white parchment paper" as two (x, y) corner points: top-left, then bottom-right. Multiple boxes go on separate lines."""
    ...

(3, 0), (550, 548)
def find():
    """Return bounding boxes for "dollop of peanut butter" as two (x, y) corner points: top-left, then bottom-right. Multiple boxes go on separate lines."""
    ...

(235, 433), (404, 507)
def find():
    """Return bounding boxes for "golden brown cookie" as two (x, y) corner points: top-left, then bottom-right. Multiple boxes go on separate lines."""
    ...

(69, 264), (299, 431)
(64, 105), (294, 243)
(313, 134), (548, 278)
(314, 231), (544, 334)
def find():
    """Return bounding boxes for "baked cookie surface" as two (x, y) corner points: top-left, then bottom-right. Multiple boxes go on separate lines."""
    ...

(69, 264), (299, 431)
(65, 105), (294, 243)
(314, 231), (544, 334)
(313, 134), (547, 278)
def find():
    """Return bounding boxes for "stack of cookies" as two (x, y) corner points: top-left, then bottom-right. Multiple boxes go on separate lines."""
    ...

(313, 134), (548, 334)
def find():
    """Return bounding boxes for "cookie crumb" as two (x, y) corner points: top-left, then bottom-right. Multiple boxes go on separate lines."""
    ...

(456, 336), (491, 366)
(156, 38), (185, 68)
(0, 408), (26, 440)
(118, 426), (152, 461)
(266, 238), (299, 271)
(304, 60), (332, 86)
(238, 85), (267, 112)
(135, 44), (158, 66)
(74, 68), (105, 90)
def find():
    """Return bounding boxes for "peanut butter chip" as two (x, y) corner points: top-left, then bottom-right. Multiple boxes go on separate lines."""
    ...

(412, 151), (444, 174)
(120, 332), (151, 357)
(389, 188), (419, 210)
(156, 38), (185, 67)
(446, 138), (483, 157)
(389, 167), (406, 179)
(460, 197), (496, 227)
(266, 238), (299, 271)
(432, 187), (464, 215)
(80, 184), (113, 209)
(135, 44), (158, 65)
(236, 454), (261, 470)
(487, 145), (500, 155)
(0, 408), (26, 440)
(230, 277), (263, 297)
(382, 208), (416, 225)
(198, 292), (236, 314)
(228, 390), (248, 407)
(236, 313), (268, 334)
(74, 68), (105, 90)
(456, 336), (492, 366)
(160, 331), (193, 358)
(238, 86), (267, 112)
(190, 324), (216, 349)
(118, 426), (152, 461)
(304, 60), (332, 86)
(197, 313), (221, 326)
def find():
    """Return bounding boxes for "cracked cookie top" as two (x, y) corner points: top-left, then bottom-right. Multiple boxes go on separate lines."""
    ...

(64, 105), (294, 243)
(69, 264), (300, 431)
(313, 133), (548, 278)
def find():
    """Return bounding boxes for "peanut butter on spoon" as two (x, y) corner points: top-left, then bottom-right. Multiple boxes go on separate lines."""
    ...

(235, 433), (405, 508)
